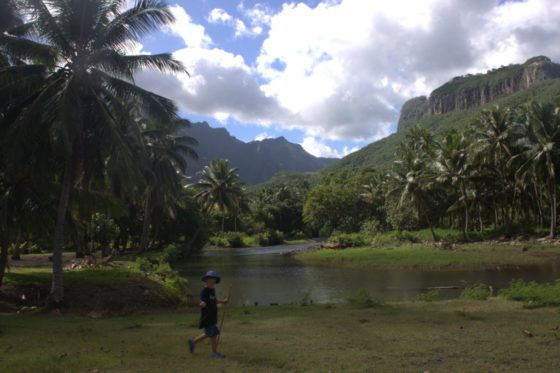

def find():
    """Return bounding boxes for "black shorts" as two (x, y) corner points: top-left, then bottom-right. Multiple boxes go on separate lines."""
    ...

(203, 324), (220, 337)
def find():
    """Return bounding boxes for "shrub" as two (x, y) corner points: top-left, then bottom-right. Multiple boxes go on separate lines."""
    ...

(257, 230), (285, 246)
(133, 257), (155, 275)
(460, 283), (491, 300)
(360, 219), (385, 235)
(224, 232), (245, 248)
(209, 236), (229, 247)
(162, 244), (180, 264)
(346, 289), (384, 308)
(371, 231), (421, 247)
(499, 279), (560, 308)
(416, 289), (440, 302)
(328, 233), (370, 248)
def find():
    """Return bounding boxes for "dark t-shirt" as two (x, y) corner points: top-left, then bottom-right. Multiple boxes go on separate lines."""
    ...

(199, 287), (218, 328)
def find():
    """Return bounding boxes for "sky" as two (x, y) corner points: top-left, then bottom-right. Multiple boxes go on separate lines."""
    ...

(134, 0), (560, 158)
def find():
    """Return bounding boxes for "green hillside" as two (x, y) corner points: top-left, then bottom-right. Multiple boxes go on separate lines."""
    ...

(324, 78), (560, 173)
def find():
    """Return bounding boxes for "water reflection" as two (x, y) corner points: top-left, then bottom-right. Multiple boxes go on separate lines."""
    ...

(178, 244), (560, 305)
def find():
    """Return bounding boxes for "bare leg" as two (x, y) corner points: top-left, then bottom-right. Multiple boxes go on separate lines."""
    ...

(193, 333), (207, 343)
(210, 336), (218, 353)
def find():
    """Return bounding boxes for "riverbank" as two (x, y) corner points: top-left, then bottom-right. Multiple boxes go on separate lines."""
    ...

(1, 299), (559, 372)
(1, 263), (185, 315)
(297, 242), (560, 270)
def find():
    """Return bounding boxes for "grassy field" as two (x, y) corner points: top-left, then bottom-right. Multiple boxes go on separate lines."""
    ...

(1, 299), (559, 372)
(297, 242), (560, 270)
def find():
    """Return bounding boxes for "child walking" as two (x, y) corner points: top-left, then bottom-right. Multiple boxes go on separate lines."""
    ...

(188, 270), (229, 359)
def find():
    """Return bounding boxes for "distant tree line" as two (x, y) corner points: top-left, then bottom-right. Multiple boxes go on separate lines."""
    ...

(302, 103), (560, 241)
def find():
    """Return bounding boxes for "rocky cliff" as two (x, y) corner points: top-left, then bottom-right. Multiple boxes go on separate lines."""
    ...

(397, 56), (560, 132)
(396, 96), (429, 132)
(326, 56), (560, 173)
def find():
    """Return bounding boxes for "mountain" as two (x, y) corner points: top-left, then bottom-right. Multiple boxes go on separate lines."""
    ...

(325, 56), (560, 173)
(180, 122), (336, 185)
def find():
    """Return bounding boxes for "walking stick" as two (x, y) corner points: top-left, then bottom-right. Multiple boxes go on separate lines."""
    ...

(216, 285), (232, 348)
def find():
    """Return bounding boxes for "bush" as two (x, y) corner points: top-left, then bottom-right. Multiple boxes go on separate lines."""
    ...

(209, 236), (229, 247)
(360, 219), (385, 235)
(256, 230), (285, 246)
(133, 257), (155, 275)
(328, 233), (370, 248)
(371, 231), (421, 246)
(162, 244), (180, 264)
(346, 289), (384, 308)
(460, 283), (491, 300)
(499, 279), (560, 308)
(416, 289), (440, 302)
(224, 232), (245, 248)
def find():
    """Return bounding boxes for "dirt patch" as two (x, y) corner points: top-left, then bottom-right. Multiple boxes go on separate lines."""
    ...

(0, 274), (182, 316)
(9, 253), (76, 268)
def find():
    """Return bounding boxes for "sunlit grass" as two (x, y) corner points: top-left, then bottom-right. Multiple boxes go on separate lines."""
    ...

(2, 300), (559, 372)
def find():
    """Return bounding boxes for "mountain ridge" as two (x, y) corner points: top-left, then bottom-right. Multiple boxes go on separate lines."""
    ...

(181, 122), (336, 185)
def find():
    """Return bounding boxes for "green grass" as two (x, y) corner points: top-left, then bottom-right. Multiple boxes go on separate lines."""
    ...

(5, 267), (143, 286)
(297, 242), (560, 270)
(500, 280), (560, 308)
(2, 300), (560, 372)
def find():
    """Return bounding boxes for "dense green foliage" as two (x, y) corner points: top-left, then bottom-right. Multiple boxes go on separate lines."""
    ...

(305, 102), (560, 240)
(460, 283), (491, 301)
(0, 0), (208, 303)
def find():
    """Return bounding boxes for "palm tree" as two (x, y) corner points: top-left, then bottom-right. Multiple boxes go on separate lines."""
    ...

(0, 0), (186, 305)
(514, 102), (560, 238)
(434, 131), (472, 240)
(389, 146), (439, 241)
(195, 159), (244, 235)
(139, 119), (198, 252)
(472, 106), (517, 233)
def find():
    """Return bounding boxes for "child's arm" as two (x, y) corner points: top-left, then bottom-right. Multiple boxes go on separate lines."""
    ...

(217, 297), (229, 304)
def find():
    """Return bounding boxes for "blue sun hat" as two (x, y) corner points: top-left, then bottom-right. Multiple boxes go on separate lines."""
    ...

(202, 270), (221, 283)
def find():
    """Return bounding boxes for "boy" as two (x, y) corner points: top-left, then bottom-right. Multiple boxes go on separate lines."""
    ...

(188, 270), (229, 359)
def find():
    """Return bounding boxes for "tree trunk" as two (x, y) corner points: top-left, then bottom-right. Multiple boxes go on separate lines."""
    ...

(550, 181), (557, 238)
(424, 213), (438, 242)
(0, 238), (9, 288)
(460, 182), (469, 241)
(139, 191), (152, 252)
(49, 155), (74, 307)
(478, 202), (483, 233)
(11, 229), (22, 260)
(221, 215), (225, 237)
(534, 181), (544, 227)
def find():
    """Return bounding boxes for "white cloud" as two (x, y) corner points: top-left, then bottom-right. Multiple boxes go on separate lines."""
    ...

(208, 8), (233, 24)
(137, 1), (560, 147)
(255, 132), (273, 141)
(166, 5), (212, 48)
(301, 137), (359, 158)
(207, 6), (263, 37)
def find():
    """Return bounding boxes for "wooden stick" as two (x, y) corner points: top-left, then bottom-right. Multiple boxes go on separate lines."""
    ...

(216, 285), (232, 348)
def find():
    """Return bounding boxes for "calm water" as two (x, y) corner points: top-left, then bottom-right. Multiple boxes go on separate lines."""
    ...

(178, 243), (560, 305)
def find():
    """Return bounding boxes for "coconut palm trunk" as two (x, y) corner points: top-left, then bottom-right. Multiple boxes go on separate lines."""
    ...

(549, 180), (557, 238)
(11, 229), (22, 260)
(50, 154), (74, 305)
(0, 238), (8, 287)
(140, 190), (152, 252)
(460, 181), (469, 241)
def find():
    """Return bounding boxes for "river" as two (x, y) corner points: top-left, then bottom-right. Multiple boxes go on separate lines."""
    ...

(177, 243), (560, 305)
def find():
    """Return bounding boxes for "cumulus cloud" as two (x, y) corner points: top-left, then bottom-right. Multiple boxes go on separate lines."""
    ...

(166, 5), (212, 48)
(255, 132), (273, 141)
(207, 7), (263, 37)
(301, 137), (360, 158)
(137, 0), (560, 146)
